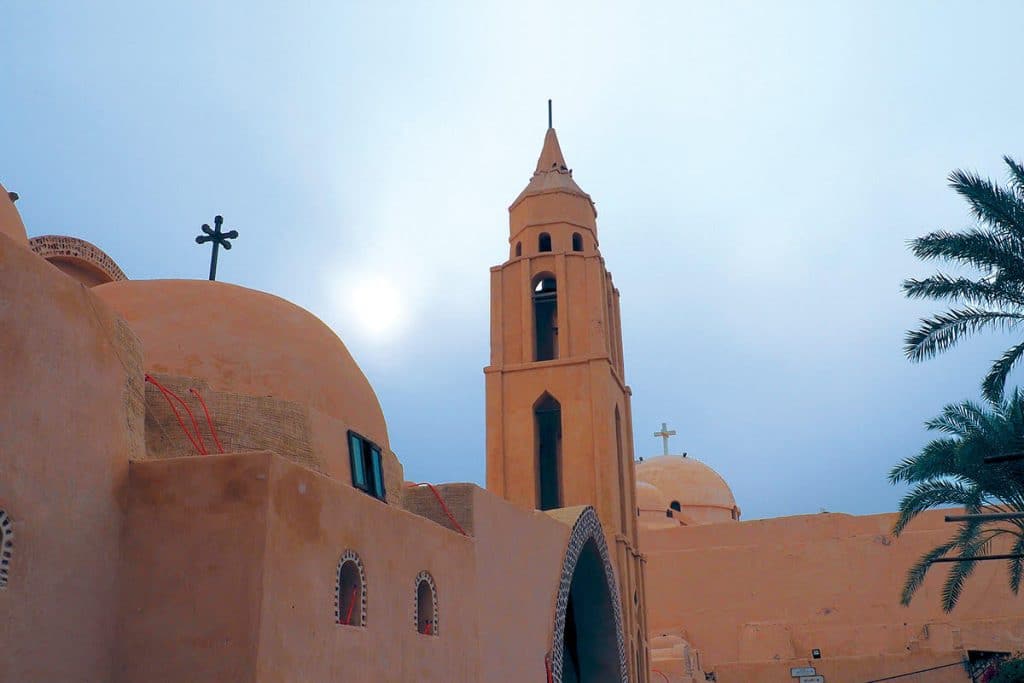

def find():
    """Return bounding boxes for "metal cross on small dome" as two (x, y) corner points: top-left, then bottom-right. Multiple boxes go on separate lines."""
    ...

(653, 422), (677, 456)
(195, 215), (238, 281)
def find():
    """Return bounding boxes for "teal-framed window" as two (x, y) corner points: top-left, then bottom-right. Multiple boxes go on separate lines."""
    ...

(348, 431), (386, 502)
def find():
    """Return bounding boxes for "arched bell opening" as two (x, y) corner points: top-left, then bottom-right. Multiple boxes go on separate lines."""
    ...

(533, 274), (558, 362)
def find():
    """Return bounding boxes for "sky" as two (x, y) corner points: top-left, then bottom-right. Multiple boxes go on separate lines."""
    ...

(3, 1), (1023, 519)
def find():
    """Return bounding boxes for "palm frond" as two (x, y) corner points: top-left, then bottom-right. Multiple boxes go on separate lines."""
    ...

(904, 308), (1024, 362)
(893, 481), (978, 536)
(949, 169), (1024, 239)
(940, 527), (992, 612)
(901, 540), (957, 606)
(889, 438), (960, 484)
(925, 400), (991, 438)
(1005, 156), (1024, 201)
(1009, 534), (1024, 594)
(983, 341), (1024, 402)
(908, 229), (1024, 276)
(903, 273), (1024, 307)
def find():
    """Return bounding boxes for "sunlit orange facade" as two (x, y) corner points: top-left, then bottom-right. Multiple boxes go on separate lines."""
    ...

(2, 125), (1022, 683)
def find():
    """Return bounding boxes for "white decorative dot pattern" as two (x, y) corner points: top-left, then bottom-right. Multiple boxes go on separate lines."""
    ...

(0, 510), (13, 589)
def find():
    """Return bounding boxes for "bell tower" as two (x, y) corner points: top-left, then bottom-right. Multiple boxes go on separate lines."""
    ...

(484, 120), (650, 682)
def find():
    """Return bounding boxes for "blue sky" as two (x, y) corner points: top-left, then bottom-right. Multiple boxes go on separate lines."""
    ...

(4, 1), (1023, 519)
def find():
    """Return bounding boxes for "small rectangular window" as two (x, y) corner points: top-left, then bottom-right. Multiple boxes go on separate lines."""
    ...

(370, 448), (385, 500)
(348, 431), (386, 502)
(349, 433), (368, 490)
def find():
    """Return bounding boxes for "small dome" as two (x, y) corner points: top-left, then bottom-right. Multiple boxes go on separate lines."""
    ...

(0, 182), (28, 246)
(637, 455), (739, 524)
(636, 481), (679, 530)
(94, 279), (389, 454)
(636, 481), (669, 511)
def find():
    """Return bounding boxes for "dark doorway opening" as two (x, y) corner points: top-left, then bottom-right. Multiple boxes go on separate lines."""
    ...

(533, 276), (558, 361)
(560, 539), (621, 682)
(535, 393), (562, 510)
(539, 232), (552, 252)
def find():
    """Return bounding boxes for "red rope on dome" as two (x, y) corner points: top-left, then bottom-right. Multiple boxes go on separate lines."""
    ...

(145, 374), (206, 455)
(545, 653), (553, 683)
(405, 482), (468, 536)
(189, 387), (224, 454)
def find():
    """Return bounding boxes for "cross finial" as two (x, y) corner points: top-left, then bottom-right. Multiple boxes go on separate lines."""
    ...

(195, 215), (239, 281)
(548, 99), (553, 129)
(653, 422), (677, 456)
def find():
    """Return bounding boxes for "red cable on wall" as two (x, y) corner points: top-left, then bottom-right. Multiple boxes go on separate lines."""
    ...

(545, 653), (553, 683)
(145, 374), (207, 455)
(189, 387), (224, 454)
(405, 482), (468, 536)
(342, 586), (357, 625)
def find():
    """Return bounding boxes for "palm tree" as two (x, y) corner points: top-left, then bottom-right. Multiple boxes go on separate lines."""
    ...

(904, 156), (1024, 401)
(890, 392), (1024, 611)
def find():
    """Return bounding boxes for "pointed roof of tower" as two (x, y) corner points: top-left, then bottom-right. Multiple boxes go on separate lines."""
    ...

(510, 127), (594, 211)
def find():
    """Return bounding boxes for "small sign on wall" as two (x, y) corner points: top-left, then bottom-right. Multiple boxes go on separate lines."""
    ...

(790, 668), (816, 677)
(799, 677), (825, 683)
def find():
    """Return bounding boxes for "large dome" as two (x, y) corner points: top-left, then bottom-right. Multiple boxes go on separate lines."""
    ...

(636, 455), (739, 524)
(94, 279), (389, 452)
(0, 182), (28, 246)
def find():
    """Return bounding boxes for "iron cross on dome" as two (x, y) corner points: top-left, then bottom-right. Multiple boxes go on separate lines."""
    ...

(195, 215), (238, 281)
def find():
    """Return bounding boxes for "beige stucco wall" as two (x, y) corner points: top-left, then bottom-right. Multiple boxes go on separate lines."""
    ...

(255, 455), (480, 683)
(470, 486), (574, 682)
(0, 232), (143, 683)
(644, 508), (1024, 681)
(116, 454), (270, 683)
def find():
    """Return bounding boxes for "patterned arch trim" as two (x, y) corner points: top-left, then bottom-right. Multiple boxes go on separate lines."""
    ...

(334, 550), (367, 627)
(549, 507), (628, 683)
(414, 570), (439, 636)
(28, 235), (128, 283)
(0, 510), (13, 589)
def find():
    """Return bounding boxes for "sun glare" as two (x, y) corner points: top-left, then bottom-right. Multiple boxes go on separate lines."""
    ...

(342, 274), (406, 340)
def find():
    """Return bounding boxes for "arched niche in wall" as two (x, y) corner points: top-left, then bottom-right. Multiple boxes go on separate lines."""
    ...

(414, 571), (438, 636)
(335, 550), (367, 627)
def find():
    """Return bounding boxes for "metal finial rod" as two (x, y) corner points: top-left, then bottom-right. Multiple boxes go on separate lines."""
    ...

(195, 214), (239, 281)
(548, 99), (552, 129)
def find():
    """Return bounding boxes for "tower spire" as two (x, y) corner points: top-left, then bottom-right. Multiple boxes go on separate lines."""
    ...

(548, 99), (552, 129)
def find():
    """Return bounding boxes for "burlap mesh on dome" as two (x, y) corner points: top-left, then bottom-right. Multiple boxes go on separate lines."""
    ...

(402, 483), (476, 536)
(143, 373), (320, 473)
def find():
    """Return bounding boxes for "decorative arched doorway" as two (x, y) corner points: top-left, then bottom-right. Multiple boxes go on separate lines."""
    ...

(550, 508), (627, 683)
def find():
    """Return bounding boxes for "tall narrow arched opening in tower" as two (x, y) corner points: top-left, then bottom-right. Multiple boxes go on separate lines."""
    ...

(534, 392), (562, 510)
(614, 406), (627, 531)
(533, 274), (558, 361)
(551, 508), (628, 683)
